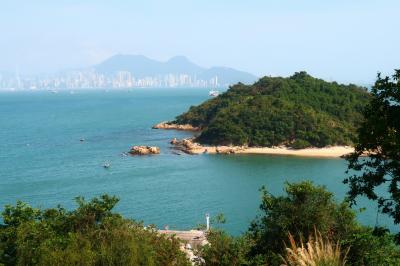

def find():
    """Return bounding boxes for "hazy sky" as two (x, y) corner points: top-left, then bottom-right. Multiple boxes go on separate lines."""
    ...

(1, 0), (399, 83)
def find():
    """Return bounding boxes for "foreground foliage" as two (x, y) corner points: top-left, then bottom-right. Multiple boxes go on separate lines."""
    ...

(282, 231), (347, 266)
(248, 181), (356, 265)
(175, 72), (370, 148)
(345, 69), (400, 224)
(0, 195), (189, 266)
(195, 230), (250, 266)
(198, 182), (400, 266)
(1, 183), (400, 266)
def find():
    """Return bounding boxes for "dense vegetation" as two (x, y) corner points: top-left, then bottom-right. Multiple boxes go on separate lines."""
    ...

(345, 70), (400, 223)
(0, 195), (189, 266)
(197, 182), (400, 266)
(1, 183), (400, 265)
(175, 72), (370, 148)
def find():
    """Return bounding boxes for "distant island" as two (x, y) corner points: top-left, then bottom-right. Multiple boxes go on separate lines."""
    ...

(0, 55), (258, 90)
(155, 72), (371, 156)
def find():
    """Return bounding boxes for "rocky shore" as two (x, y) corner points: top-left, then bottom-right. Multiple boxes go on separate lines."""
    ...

(152, 121), (355, 157)
(171, 138), (246, 155)
(170, 138), (354, 157)
(129, 146), (160, 155)
(152, 121), (200, 131)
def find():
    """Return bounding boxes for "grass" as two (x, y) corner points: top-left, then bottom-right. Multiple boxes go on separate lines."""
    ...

(282, 230), (348, 266)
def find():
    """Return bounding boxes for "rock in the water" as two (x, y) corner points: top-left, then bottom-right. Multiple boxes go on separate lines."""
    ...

(129, 146), (160, 155)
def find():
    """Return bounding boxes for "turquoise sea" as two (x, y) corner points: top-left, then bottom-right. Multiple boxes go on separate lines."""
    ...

(0, 89), (396, 235)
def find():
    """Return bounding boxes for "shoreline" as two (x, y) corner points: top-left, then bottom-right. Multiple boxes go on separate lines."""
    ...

(172, 138), (354, 158)
(152, 121), (201, 131)
(152, 122), (355, 158)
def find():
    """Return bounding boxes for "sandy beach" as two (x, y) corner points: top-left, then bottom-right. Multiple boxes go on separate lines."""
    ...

(172, 138), (354, 158)
(154, 122), (356, 158)
(234, 146), (353, 157)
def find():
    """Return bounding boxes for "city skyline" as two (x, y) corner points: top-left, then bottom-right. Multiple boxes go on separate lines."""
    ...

(0, 54), (257, 91)
(0, 54), (258, 90)
(0, 70), (223, 90)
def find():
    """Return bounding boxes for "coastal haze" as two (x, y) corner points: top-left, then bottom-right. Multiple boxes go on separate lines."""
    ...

(0, 55), (258, 90)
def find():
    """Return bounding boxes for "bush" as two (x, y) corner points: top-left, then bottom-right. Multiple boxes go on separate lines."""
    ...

(198, 182), (400, 266)
(196, 230), (250, 266)
(291, 139), (312, 149)
(341, 227), (400, 266)
(0, 195), (190, 266)
(248, 181), (357, 265)
(2, 184), (400, 265)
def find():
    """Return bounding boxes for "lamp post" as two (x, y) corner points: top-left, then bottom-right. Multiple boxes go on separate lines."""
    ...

(206, 213), (210, 231)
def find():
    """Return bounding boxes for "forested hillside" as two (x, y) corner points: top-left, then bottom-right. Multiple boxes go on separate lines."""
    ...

(175, 72), (370, 148)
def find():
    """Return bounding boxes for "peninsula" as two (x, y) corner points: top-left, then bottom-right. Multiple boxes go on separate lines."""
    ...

(155, 72), (370, 157)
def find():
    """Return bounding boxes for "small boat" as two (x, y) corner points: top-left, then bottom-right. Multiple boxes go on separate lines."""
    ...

(103, 162), (111, 169)
(209, 90), (219, 97)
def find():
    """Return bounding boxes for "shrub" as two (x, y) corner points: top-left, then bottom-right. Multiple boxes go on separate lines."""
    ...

(196, 230), (250, 266)
(291, 139), (312, 149)
(248, 181), (357, 265)
(0, 195), (190, 266)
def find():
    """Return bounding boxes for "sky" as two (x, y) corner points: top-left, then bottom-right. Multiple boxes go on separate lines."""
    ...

(0, 0), (399, 84)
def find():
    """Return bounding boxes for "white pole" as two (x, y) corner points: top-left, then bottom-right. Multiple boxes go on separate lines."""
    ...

(206, 213), (210, 231)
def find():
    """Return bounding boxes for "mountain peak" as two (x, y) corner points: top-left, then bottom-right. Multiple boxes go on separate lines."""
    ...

(167, 56), (191, 63)
(106, 54), (151, 62)
(94, 54), (257, 84)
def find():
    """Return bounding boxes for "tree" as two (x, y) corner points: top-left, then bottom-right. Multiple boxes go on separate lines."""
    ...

(197, 231), (250, 266)
(345, 70), (400, 223)
(195, 181), (400, 266)
(0, 195), (190, 266)
(248, 181), (357, 265)
(341, 227), (400, 266)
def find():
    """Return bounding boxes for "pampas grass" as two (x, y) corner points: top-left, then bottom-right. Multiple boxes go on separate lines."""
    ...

(281, 230), (348, 266)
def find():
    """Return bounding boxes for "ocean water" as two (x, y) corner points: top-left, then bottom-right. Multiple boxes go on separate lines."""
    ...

(0, 89), (396, 235)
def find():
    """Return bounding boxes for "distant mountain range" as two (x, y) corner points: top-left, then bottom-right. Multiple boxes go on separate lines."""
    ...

(94, 54), (258, 85)
(0, 55), (258, 90)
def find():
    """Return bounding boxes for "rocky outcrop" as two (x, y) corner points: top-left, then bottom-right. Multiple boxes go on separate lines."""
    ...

(129, 146), (160, 155)
(158, 229), (209, 264)
(152, 121), (200, 131)
(215, 147), (237, 154)
(170, 138), (201, 154)
(170, 138), (247, 155)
